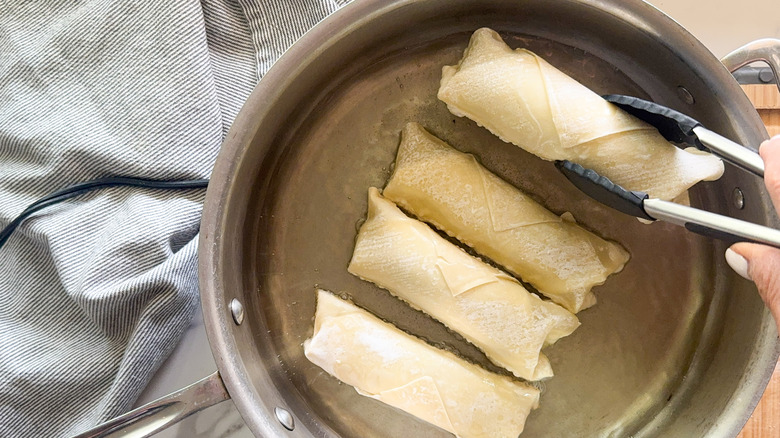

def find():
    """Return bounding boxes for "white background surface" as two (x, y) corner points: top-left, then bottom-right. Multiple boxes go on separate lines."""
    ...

(649, 0), (780, 58)
(135, 1), (780, 437)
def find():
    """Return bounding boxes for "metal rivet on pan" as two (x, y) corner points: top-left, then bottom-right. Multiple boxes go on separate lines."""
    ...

(677, 86), (695, 105)
(759, 69), (775, 84)
(275, 407), (295, 431)
(230, 299), (245, 325)
(733, 187), (745, 210)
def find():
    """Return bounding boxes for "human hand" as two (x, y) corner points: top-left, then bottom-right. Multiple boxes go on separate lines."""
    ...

(726, 135), (780, 334)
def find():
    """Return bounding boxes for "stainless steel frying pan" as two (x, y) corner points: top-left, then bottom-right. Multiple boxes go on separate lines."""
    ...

(79, 1), (780, 437)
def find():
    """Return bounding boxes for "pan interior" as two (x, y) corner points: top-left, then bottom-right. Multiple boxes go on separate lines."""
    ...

(242, 29), (726, 438)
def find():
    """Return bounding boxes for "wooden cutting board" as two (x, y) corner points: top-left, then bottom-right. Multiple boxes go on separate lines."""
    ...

(737, 84), (780, 438)
(741, 84), (780, 137)
(739, 360), (780, 437)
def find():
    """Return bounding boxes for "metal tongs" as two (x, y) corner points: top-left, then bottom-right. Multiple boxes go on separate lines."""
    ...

(555, 94), (780, 249)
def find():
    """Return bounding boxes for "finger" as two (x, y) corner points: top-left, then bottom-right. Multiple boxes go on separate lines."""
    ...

(729, 242), (780, 333)
(759, 135), (780, 216)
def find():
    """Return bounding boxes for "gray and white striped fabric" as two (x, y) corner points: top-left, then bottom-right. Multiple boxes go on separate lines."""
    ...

(0, 0), (347, 435)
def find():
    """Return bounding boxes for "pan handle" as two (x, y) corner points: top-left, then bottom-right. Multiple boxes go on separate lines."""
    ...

(72, 371), (230, 438)
(721, 38), (780, 93)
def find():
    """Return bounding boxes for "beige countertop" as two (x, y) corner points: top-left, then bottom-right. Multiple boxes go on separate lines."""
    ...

(648, 0), (780, 58)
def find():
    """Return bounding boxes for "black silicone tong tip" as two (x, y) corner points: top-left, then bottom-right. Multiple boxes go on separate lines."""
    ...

(554, 160), (654, 221)
(603, 94), (704, 149)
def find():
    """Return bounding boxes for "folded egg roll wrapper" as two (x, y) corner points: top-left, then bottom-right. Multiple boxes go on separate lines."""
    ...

(304, 289), (540, 438)
(384, 123), (630, 313)
(348, 188), (579, 380)
(438, 27), (724, 201)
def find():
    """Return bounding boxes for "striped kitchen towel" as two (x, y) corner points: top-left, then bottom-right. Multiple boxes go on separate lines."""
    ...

(0, 0), (348, 435)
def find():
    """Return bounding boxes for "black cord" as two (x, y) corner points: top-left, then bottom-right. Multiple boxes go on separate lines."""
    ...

(0, 177), (209, 251)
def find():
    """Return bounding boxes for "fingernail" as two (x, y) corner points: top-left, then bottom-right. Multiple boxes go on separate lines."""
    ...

(725, 248), (752, 280)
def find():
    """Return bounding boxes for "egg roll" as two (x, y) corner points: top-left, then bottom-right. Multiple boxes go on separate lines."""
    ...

(438, 27), (724, 201)
(304, 289), (540, 438)
(348, 188), (579, 380)
(384, 123), (629, 313)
